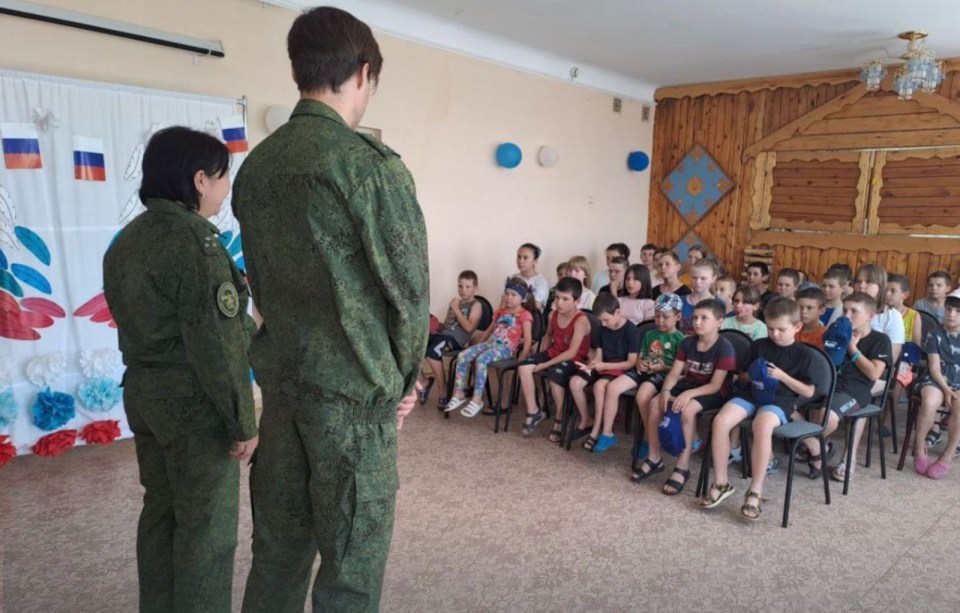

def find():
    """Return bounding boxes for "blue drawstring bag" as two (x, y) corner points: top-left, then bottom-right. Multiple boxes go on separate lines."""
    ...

(748, 357), (780, 406)
(657, 403), (686, 456)
(823, 316), (853, 367)
(901, 342), (921, 367)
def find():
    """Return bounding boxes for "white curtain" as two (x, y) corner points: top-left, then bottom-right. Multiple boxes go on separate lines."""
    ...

(0, 69), (245, 456)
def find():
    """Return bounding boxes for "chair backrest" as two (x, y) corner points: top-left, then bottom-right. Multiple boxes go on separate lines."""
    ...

(475, 295), (494, 332)
(800, 343), (837, 427)
(916, 309), (938, 344)
(531, 307), (547, 343)
(719, 329), (753, 374)
(871, 361), (896, 408)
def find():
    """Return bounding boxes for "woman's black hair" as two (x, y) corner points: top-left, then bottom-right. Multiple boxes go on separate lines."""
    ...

(519, 242), (542, 260)
(139, 126), (231, 211)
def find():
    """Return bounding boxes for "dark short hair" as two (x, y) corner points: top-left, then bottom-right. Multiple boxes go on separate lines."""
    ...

(556, 276), (583, 300)
(640, 243), (657, 252)
(844, 291), (878, 314)
(747, 262), (769, 276)
(609, 256), (628, 267)
(764, 297), (801, 323)
(797, 287), (826, 306)
(887, 273), (910, 292)
(458, 270), (478, 284)
(694, 298), (725, 320)
(592, 292), (620, 316)
(288, 7), (383, 94)
(139, 127), (230, 211)
(518, 242), (541, 260)
(660, 250), (681, 264)
(825, 264), (853, 284)
(777, 268), (801, 285)
(688, 244), (706, 258)
(929, 270), (952, 284)
(946, 296), (960, 310)
(606, 242), (630, 260)
(735, 285), (761, 304)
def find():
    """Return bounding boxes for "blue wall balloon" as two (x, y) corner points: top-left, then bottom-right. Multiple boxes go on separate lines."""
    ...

(627, 151), (650, 172)
(496, 143), (522, 169)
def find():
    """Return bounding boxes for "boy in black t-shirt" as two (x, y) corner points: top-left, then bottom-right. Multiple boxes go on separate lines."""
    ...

(702, 298), (815, 520)
(570, 293), (639, 453)
(795, 292), (892, 482)
(631, 300), (737, 496)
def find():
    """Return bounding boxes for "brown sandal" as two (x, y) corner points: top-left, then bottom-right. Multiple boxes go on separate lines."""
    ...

(740, 490), (762, 521)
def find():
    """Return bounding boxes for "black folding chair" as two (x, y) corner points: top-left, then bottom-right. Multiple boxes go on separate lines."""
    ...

(491, 308), (547, 433)
(887, 309), (938, 449)
(837, 359), (894, 496)
(441, 295), (493, 420)
(626, 320), (662, 471)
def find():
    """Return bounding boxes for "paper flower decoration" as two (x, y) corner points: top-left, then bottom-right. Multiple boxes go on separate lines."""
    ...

(79, 349), (121, 379)
(0, 357), (15, 387)
(0, 387), (16, 429)
(77, 377), (122, 412)
(0, 435), (15, 468)
(32, 388), (76, 431)
(32, 430), (76, 457)
(25, 352), (66, 387)
(80, 420), (121, 445)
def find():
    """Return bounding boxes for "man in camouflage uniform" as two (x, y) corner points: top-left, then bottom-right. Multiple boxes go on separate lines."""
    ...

(233, 7), (429, 613)
(104, 127), (259, 613)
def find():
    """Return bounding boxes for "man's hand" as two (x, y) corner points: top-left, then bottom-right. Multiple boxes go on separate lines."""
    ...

(230, 435), (258, 461)
(397, 382), (420, 430)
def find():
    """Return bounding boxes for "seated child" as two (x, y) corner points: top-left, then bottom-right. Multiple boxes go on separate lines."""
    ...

(599, 256), (628, 297)
(820, 266), (849, 326)
(912, 296), (960, 479)
(721, 285), (767, 340)
(794, 292), (892, 481)
(640, 243), (660, 287)
(592, 242), (630, 294)
(630, 299), (737, 496)
(510, 243), (549, 310)
(619, 264), (656, 324)
(746, 262), (774, 307)
(567, 255), (597, 310)
(713, 276), (737, 316)
(517, 277), (592, 441)
(678, 258), (720, 334)
(702, 297), (816, 520)
(826, 263), (854, 299)
(775, 268), (801, 300)
(419, 270), (483, 409)
(569, 293), (640, 452)
(914, 270), (952, 324)
(882, 274), (922, 435)
(653, 250), (692, 300)
(796, 287), (827, 347)
(678, 244), (706, 287)
(447, 277), (534, 417)
(544, 261), (570, 314)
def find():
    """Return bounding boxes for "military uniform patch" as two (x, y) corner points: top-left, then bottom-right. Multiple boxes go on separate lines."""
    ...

(217, 282), (240, 317)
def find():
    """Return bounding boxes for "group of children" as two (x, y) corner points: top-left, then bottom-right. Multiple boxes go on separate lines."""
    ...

(418, 241), (960, 522)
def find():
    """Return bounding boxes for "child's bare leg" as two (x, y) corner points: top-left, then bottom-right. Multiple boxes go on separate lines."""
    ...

(589, 379), (610, 439)
(569, 376), (592, 429)
(644, 394), (664, 461)
(426, 357), (446, 392)
(662, 401), (703, 494)
(915, 386), (945, 457)
(600, 376), (638, 437)
(710, 402), (749, 489)
(518, 363), (539, 414)
(936, 394), (960, 464)
(748, 412), (781, 498)
(549, 381), (566, 420)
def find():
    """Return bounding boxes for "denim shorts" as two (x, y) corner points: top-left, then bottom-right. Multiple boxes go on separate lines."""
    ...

(728, 397), (788, 426)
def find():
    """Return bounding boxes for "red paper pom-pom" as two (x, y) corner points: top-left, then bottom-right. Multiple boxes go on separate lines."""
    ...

(32, 430), (77, 457)
(0, 435), (16, 468)
(80, 420), (121, 445)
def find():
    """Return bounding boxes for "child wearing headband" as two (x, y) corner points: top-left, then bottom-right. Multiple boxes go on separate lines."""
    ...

(447, 276), (536, 417)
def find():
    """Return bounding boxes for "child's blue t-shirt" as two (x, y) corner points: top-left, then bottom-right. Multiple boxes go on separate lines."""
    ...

(820, 306), (835, 326)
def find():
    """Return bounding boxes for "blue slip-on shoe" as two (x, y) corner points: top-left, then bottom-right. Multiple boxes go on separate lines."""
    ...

(593, 434), (618, 453)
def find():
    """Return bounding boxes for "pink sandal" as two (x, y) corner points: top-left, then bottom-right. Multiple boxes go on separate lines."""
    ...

(914, 455), (932, 476)
(927, 461), (951, 480)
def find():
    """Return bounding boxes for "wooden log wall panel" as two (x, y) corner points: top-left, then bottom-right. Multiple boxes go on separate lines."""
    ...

(876, 153), (960, 232)
(650, 71), (960, 296)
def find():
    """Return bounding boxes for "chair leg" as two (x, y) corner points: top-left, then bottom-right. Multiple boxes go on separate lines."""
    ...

(632, 414), (642, 473)
(783, 439), (798, 528)
(444, 358), (457, 420)
(865, 416), (873, 469)
(623, 398), (633, 435)
(564, 395), (576, 451)
(843, 420), (855, 496)
(898, 396), (918, 471)
(492, 373), (504, 433)
(820, 434), (831, 506)
(888, 394), (899, 455)
(696, 425), (713, 499)
(877, 416), (887, 479)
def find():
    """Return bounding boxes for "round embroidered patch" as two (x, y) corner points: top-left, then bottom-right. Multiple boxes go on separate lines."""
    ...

(217, 282), (240, 318)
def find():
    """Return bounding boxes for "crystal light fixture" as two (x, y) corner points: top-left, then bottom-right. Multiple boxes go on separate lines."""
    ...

(860, 31), (945, 100)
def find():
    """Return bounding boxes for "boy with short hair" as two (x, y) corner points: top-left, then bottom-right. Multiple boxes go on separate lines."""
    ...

(679, 258), (720, 334)
(882, 274), (922, 438)
(419, 270), (483, 409)
(640, 243), (660, 287)
(746, 262), (773, 303)
(820, 267), (849, 327)
(591, 242), (631, 293)
(713, 276), (737, 316)
(631, 299), (737, 496)
(912, 296), (960, 479)
(570, 293), (640, 452)
(599, 256), (628, 297)
(796, 287), (827, 347)
(914, 271), (952, 324)
(679, 244), (707, 286)
(518, 277), (592, 441)
(544, 261), (571, 315)
(775, 268), (801, 300)
(653, 250), (692, 300)
(795, 292), (892, 482)
(702, 298), (815, 519)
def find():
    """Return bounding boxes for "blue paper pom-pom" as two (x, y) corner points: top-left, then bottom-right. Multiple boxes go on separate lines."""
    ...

(77, 377), (122, 412)
(0, 388), (17, 429)
(32, 387), (76, 432)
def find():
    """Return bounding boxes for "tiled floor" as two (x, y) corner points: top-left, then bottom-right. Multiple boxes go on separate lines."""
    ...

(3, 398), (959, 612)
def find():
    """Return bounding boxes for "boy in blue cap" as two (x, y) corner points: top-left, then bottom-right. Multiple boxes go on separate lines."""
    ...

(701, 298), (815, 520)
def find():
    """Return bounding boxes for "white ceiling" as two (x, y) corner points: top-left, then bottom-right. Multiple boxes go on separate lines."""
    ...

(267, 0), (960, 100)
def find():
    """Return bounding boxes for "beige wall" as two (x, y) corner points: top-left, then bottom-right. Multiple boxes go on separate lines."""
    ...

(0, 0), (652, 312)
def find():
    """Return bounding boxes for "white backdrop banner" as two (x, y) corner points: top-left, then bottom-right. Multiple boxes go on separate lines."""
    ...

(0, 69), (246, 460)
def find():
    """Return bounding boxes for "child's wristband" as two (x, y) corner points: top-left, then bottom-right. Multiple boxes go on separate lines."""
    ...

(662, 388), (673, 395)
(850, 351), (862, 363)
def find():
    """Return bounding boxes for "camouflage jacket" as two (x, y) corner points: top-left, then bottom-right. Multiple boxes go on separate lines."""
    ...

(232, 99), (429, 421)
(103, 198), (257, 442)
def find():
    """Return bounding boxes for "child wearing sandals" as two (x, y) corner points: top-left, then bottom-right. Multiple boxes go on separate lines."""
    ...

(517, 277), (592, 441)
(447, 277), (534, 417)
(569, 293), (640, 452)
(631, 299), (737, 495)
(701, 298), (816, 521)
(912, 296), (960, 479)
(418, 270), (484, 410)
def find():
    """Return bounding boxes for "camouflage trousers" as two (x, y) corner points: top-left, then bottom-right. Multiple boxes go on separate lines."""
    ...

(126, 397), (239, 613)
(242, 392), (399, 613)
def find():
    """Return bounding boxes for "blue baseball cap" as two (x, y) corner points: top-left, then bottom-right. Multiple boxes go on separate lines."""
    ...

(748, 357), (779, 406)
(823, 316), (853, 367)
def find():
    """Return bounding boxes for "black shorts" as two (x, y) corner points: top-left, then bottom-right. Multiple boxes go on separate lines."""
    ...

(522, 352), (580, 385)
(666, 379), (726, 412)
(623, 370), (667, 390)
(573, 370), (621, 385)
(828, 391), (860, 417)
(425, 333), (463, 360)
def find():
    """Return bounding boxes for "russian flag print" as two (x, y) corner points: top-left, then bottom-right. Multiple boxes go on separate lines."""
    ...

(220, 115), (249, 154)
(1, 123), (42, 169)
(73, 136), (107, 181)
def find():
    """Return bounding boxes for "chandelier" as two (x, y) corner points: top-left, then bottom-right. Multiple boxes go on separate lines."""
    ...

(860, 31), (945, 100)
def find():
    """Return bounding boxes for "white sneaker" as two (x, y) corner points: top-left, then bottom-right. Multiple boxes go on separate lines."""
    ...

(461, 400), (484, 417)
